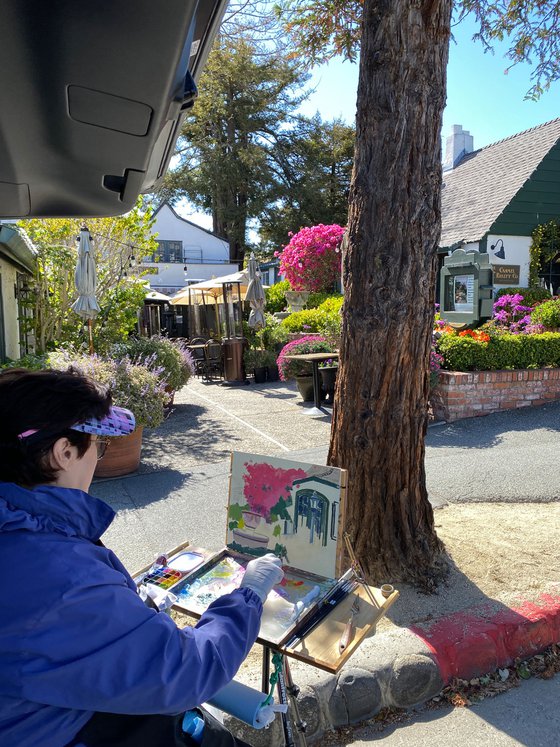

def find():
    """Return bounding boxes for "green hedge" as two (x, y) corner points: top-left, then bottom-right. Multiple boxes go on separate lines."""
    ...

(265, 280), (290, 313)
(280, 296), (343, 333)
(530, 299), (560, 328)
(494, 287), (552, 306)
(438, 332), (560, 371)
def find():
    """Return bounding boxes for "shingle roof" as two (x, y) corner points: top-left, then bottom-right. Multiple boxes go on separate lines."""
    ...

(440, 118), (560, 248)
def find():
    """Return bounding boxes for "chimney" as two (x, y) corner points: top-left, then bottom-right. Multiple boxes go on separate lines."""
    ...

(443, 125), (474, 171)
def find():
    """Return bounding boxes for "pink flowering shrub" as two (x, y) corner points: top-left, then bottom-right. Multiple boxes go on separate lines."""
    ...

(275, 224), (345, 292)
(276, 336), (333, 380)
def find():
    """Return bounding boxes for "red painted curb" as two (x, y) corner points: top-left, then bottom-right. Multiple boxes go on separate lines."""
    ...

(411, 593), (560, 682)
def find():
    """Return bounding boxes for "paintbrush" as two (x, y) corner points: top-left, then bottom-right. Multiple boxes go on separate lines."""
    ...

(338, 597), (360, 653)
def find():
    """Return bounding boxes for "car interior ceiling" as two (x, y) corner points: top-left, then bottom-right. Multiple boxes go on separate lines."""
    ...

(0, 0), (228, 220)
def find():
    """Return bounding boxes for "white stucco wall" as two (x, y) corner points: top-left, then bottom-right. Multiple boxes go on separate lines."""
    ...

(145, 204), (237, 292)
(151, 204), (229, 261)
(0, 259), (21, 360)
(487, 234), (530, 291)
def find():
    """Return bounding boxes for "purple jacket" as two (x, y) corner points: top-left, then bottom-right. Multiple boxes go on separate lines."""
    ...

(0, 482), (262, 747)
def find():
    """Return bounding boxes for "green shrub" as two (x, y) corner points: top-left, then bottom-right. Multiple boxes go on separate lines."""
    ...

(437, 332), (560, 371)
(281, 308), (324, 333)
(0, 353), (47, 370)
(260, 316), (290, 350)
(494, 287), (552, 306)
(265, 280), (291, 313)
(305, 291), (341, 309)
(244, 348), (274, 370)
(530, 299), (560, 329)
(317, 296), (343, 314)
(280, 296), (344, 334)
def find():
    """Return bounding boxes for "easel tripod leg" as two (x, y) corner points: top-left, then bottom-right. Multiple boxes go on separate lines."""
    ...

(284, 658), (308, 746)
(261, 646), (270, 694)
(276, 662), (296, 747)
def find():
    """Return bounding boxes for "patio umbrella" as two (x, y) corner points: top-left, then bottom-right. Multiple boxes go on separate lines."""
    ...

(246, 252), (266, 329)
(70, 225), (100, 353)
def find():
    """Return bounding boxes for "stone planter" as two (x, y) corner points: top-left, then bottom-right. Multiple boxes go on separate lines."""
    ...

(94, 427), (143, 478)
(285, 290), (310, 313)
(295, 375), (315, 402)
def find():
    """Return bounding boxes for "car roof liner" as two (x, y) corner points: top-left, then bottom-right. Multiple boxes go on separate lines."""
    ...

(0, 0), (227, 218)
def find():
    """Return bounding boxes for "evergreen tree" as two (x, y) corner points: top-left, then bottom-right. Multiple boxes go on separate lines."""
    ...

(160, 37), (307, 265)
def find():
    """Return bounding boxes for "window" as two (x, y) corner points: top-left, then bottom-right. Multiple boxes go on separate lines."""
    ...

(151, 240), (183, 263)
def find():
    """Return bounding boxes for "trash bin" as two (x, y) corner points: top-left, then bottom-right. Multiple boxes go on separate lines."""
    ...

(222, 337), (247, 385)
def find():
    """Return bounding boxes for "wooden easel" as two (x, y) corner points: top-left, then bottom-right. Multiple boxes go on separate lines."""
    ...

(258, 533), (400, 747)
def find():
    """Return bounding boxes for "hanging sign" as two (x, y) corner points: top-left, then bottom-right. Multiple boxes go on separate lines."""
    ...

(492, 264), (520, 284)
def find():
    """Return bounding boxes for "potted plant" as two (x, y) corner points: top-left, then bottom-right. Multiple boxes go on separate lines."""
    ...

(262, 349), (280, 381)
(48, 349), (167, 477)
(319, 358), (338, 404)
(110, 336), (195, 405)
(243, 348), (269, 384)
(276, 336), (333, 401)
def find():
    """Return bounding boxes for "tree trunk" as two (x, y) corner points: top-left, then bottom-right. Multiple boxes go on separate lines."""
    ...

(328, 0), (452, 589)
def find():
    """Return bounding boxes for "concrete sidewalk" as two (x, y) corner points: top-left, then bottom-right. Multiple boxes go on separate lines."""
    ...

(90, 378), (560, 745)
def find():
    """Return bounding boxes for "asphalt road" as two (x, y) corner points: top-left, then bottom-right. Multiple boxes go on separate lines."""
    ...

(90, 379), (560, 570)
(326, 673), (560, 746)
(425, 400), (560, 505)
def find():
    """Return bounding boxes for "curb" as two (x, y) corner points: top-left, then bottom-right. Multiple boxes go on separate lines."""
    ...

(226, 592), (560, 745)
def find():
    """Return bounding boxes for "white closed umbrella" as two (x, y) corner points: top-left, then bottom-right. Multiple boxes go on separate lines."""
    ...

(246, 252), (266, 329)
(70, 225), (100, 353)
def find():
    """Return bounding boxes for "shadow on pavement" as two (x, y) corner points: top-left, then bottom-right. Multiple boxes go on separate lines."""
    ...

(427, 401), (560, 450)
(140, 403), (242, 468)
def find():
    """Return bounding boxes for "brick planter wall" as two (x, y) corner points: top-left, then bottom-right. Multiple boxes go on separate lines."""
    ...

(432, 369), (560, 422)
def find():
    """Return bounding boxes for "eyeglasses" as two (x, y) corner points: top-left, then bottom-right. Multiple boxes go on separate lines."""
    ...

(95, 439), (110, 460)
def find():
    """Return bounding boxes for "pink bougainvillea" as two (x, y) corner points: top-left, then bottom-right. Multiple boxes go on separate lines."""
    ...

(243, 462), (307, 520)
(275, 224), (345, 292)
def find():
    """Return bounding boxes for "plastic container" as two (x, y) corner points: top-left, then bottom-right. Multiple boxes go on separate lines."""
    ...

(182, 710), (205, 743)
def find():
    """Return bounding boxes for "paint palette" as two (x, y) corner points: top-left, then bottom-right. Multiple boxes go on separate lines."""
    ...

(136, 551), (207, 592)
(142, 567), (184, 590)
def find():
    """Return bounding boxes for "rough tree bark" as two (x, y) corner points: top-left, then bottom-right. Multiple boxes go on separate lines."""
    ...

(328, 0), (452, 588)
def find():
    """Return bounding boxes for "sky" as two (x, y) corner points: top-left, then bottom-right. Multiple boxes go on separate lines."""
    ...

(179, 12), (559, 229)
(299, 14), (559, 150)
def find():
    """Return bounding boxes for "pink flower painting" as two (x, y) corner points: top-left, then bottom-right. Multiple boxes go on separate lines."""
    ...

(243, 462), (307, 521)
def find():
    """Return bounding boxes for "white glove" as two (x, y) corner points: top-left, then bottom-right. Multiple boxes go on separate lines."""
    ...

(240, 553), (284, 603)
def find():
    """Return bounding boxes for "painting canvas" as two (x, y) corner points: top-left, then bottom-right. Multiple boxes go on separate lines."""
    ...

(227, 452), (347, 578)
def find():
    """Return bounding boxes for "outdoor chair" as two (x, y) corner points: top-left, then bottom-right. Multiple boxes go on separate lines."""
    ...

(190, 337), (207, 345)
(204, 341), (223, 381)
(189, 346), (207, 378)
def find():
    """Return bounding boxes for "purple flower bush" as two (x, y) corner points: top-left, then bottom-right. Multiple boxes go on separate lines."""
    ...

(492, 294), (537, 334)
(276, 336), (333, 380)
(275, 224), (345, 292)
(48, 349), (167, 428)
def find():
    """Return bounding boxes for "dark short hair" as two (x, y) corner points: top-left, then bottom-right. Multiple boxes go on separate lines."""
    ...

(0, 368), (112, 486)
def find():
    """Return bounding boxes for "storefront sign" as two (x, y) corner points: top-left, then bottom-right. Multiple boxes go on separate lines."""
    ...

(493, 264), (520, 284)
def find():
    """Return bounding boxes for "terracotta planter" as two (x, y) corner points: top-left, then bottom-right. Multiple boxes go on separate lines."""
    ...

(94, 427), (143, 478)
(295, 375), (315, 402)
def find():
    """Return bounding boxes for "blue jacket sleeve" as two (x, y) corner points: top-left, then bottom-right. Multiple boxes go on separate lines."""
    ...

(17, 569), (262, 715)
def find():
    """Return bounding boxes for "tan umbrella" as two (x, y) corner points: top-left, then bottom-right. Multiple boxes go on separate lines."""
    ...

(246, 252), (266, 329)
(170, 270), (249, 306)
(70, 226), (100, 353)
